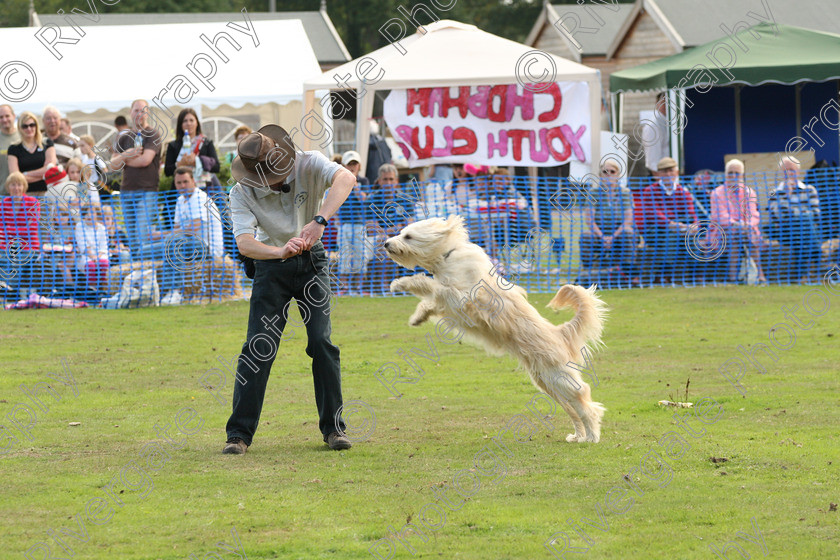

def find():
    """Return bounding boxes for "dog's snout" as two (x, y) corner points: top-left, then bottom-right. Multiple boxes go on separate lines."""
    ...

(384, 240), (392, 250)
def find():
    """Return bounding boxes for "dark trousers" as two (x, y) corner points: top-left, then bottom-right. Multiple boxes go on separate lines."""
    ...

(225, 242), (345, 445)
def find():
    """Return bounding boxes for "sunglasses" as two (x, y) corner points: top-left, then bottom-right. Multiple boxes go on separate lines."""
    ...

(601, 168), (619, 175)
(21, 122), (37, 130)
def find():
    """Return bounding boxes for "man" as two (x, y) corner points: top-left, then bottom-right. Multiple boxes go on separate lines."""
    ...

(0, 104), (20, 195)
(365, 164), (416, 294)
(641, 92), (670, 175)
(335, 150), (370, 295)
(42, 106), (81, 165)
(768, 156), (821, 283)
(641, 157), (698, 284)
(60, 117), (80, 142)
(147, 167), (225, 305)
(223, 125), (356, 454)
(110, 99), (163, 258)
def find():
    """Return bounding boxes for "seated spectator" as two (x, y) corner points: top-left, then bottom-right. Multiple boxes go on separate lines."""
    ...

(709, 159), (766, 284)
(641, 157), (699, 284)
(42, 164), (78, 284)
(74, 202), (109, 292)
(61, 117), (80, 142)
(690, 169), (714, 219)
(225, 125), (253, 164)
(101, 204), (130, 264)
(146, 167), (225, 304)
(767, 156), (821, 283)
(579, 158), (637, 275)
(7, 112), (57, 196)
(335, 150), (371, 295)
(0, 172), (41, 295)
(365, 164), (415, 294)
(479, 168), (533, 260)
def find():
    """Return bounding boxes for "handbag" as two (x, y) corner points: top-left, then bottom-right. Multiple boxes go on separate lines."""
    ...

(737, 248), (759, 285)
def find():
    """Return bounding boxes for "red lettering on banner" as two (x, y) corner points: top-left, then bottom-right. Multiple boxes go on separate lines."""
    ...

(505, 85), (535, 122)
(408, 126), (435, 159)
(431, 126), (454, 157)
(442, 86), (471, 118)
(486, 85), (508, 123)
(547, 126), (571, 161)
(507, 129), (530, 161)
(407, 88), (431, 117)
(561, 124), (587, 162)
(467, 86), (490, 119)
(529, 129), (550, 163)
(428, 88), (444, 117)
(538, 83), (563, 122)
(451, 127), (477, 155)
(487, 130), (508, 158)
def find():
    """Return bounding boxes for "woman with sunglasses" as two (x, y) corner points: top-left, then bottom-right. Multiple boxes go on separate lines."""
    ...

(7, 112), (57, 195)
(709, 159), (767, 284)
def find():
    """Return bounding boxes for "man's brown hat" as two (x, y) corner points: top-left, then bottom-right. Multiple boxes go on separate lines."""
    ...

(657, 156), (678, 171)
(231, 125), (296, 187)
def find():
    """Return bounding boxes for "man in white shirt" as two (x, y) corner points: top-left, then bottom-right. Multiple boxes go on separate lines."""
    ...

(148, 167), (225, 303)
(641, 93), (670, 175)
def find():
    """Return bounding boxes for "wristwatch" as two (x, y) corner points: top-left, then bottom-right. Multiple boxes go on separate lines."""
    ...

(313, 215), (328, 226)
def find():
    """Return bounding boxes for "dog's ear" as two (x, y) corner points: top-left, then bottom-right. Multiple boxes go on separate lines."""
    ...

(444, 215), (465, 231)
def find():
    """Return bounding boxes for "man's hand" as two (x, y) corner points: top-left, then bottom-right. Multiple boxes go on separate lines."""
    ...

(281, 237), (306, 259)
(299, 221), (324, 251)
(122, 146), (143, 160)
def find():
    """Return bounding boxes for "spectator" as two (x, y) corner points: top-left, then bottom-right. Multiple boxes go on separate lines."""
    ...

(225, 125), (253, 164)
(42, 106), (81, 165)
(480, 169), (533, 262)
(0, 104), (21, 195)
(66, 156), (100, 208)
(579, 158), (637, 276)
(8, 112), (57, 196)
(0, 172), (41, 295)
(61, 117), (80, 142)
(709, 159), (766, 284)
(335, 150), (371, 295)
(690, 169), (714, 219)
(110, 115), (130, 158)
(101, 204), (130, 264)
(641, 157), (698, 284)
(114, 115), (129, 133)
(42, 164), (78, 284)
(164, 108), (220, 187)
(767, 156), (821, 283)
(365, 163), (415, 294)
(149, 168), (225, 305)
(641, 92), (670, 175)
(77, 134), (109, 194)
(110, 99), (163, 259)
(366, 120), (392, 182)
(74, 202), (109, 292)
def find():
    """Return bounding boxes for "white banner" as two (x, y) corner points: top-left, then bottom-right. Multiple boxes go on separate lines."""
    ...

(383, 82), (591, 167)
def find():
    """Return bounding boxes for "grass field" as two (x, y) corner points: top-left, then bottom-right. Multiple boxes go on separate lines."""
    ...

(1, 285), (838, 559)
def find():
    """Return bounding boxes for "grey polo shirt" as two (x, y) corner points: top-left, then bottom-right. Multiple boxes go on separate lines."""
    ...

(229, 150), (342, 247)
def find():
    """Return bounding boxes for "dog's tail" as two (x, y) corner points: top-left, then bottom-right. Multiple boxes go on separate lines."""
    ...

(547, 284), (608, 351)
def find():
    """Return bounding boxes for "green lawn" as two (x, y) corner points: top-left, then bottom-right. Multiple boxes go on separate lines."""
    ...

(1, 285), (838, 559)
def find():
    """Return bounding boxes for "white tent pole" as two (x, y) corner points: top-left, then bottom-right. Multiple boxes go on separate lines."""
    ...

(302, 90), (316, 151)
(356, 91), (375, 174)
(589, 75), (601, 174)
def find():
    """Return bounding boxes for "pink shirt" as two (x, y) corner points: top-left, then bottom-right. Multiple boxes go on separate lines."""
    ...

(0, 196), (41, 251)
(709, 183), (761, 242)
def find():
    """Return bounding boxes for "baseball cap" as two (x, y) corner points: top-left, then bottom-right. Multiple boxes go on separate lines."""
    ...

(342, 151), (361, 166)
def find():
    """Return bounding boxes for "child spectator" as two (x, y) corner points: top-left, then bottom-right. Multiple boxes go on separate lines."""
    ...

(101, 204), (130, 264)
(74, 203), (109, 291)
(66, 156), (101, 208)
(1, 172), (41, 295)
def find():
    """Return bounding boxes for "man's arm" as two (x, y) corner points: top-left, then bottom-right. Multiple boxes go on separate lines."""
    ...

(236, 234), (305, 260)
(299, 167), (356, 250)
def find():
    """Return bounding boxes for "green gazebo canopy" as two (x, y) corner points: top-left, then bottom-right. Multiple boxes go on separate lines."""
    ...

(610, 23), (840, 93)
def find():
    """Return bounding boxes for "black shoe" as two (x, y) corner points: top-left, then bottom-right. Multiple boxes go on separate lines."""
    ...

(222, 437), (248, 454)
(326, 432), (352, 450)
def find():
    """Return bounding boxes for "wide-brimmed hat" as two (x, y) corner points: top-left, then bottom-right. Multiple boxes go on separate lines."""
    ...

(231, 125), (295, 187)
(657, 157), (678, 171)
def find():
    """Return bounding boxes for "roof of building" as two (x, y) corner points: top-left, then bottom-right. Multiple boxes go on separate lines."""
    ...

(34, 11), (351, 65)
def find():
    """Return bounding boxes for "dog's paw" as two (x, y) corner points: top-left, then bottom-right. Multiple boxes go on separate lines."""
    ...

(390, 278), (409, 293)
(565, 433), (582, 443)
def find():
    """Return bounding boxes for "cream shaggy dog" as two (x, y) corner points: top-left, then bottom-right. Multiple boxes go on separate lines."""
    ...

(385, 216), (608, 443)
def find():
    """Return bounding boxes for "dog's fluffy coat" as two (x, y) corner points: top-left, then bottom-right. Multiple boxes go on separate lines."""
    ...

(385, 216), (607, 443)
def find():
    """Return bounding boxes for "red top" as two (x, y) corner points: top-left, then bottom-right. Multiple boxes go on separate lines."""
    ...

(0, 196), (41, 251)
(640, 182), (698, 232)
